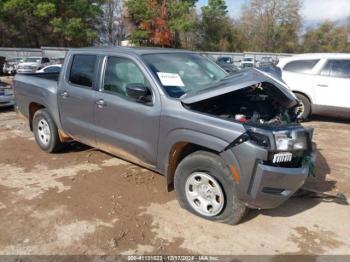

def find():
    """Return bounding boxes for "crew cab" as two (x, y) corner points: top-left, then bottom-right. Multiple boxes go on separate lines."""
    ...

(14, 47), (316, 224)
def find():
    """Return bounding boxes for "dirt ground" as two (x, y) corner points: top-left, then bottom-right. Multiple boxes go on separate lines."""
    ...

(0, 106), (349, 257)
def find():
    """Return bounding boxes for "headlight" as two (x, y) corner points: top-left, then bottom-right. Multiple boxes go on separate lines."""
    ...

(274, 130), (307, 151)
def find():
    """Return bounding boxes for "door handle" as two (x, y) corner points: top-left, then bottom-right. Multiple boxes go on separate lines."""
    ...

(95, 99), (106, 108)
(60, 91), (69, 98)
(317, 84), (328, 87)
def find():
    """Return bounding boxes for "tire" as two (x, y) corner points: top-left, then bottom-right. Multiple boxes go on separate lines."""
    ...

(174, 151), (247, 225)
(33, 109), (63, 153)
(295, 93), (311, 120)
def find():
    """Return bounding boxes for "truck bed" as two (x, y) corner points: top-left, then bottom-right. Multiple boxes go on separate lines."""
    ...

(14, 72), (62, 129)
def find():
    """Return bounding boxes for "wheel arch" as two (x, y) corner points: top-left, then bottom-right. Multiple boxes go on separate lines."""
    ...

(292, 90), (313, 105)
(161, 129), (237, 191)
(29, 102), (46, 131)
(165, 141), (220, 191)
(292, 91), (313, 116)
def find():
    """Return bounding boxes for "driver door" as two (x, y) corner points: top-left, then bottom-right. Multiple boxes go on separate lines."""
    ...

(93, 56), (161, 167)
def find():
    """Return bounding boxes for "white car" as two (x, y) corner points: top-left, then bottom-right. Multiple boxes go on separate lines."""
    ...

(17, 57), (51, 74)
(241, 57), (255, 68)
(36, 64), (62, 73)
(278, 53), (350, 119)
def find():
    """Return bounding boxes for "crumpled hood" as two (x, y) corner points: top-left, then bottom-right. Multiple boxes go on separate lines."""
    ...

(180, 69), (297, 108)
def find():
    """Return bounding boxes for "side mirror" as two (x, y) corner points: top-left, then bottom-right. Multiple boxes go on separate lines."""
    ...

(126, 83), (151, 103)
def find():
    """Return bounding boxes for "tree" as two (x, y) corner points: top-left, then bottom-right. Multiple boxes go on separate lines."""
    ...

(125, 0), (197, 47)
(0, 0), (105, 47)
(197, 0), (245, 52)
(99, 0), (127, 45)
(302, 21), (350, 53)
(240, 0), (301, 52)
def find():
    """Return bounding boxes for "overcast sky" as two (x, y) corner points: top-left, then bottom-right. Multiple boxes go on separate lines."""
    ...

(197, 0), (350, 27)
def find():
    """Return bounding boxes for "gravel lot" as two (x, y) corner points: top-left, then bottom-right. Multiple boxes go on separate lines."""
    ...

(0, 106), (349, 256)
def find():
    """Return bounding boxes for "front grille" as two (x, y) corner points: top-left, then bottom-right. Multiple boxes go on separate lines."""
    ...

(264, 151), (306, 168)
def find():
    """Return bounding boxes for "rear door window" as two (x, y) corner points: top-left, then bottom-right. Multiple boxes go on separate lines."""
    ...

(329, 60), (350, 78)
(283, 59), (319, 74)
(69, 55), (97, 88)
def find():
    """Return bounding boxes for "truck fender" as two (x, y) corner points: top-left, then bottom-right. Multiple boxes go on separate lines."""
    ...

(159, 129), (242, 190)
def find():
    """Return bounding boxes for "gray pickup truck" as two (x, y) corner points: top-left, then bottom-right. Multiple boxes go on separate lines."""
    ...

(14, 47), (316, 224)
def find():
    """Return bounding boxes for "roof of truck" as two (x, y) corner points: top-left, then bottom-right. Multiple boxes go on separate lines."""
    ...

(70, 46), (192, 56)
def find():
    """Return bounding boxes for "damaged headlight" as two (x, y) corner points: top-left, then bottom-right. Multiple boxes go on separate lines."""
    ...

(274, 130), (307, 151)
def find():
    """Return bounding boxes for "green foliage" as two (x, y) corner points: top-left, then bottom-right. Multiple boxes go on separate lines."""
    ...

(34, 2), (56, 18)
(197, 0), (244, 51)
(302, 21), (350, 53)
(0, 0), (349, 53)
(0, 0), (104, 47)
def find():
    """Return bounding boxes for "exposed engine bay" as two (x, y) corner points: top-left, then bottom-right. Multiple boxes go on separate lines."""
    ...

(185, 82), (300, 127)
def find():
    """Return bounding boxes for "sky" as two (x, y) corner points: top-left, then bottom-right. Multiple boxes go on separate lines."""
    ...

(197, 0), (350, 27)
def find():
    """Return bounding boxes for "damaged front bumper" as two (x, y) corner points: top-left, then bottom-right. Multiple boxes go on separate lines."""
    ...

(223, 126), (317, 210)
(245, 148), (316, 209)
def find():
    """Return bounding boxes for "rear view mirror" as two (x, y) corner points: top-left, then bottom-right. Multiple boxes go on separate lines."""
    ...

(126, 83), (151, 104)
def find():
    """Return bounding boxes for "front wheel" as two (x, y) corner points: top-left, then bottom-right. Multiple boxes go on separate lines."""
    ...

(33, 109), (63, 153)
(174, 151), (247, 225)
(295, 93), (311, 120)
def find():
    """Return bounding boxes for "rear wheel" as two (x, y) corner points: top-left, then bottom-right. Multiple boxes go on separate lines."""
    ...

(33, 109), (63, 153)
(174, 151), (247, 225)
(295, 93), (311, 120)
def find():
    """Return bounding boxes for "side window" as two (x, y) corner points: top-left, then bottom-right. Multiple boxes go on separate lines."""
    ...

(45, 66), (60, 73)
(103, 56), (150, 98)
(69, 55), (97, 88)
(283, 59), (319, 74)
(329, 60), (350, 78)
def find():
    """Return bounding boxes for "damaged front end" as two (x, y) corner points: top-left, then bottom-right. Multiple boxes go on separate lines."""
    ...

(181, 70), (301, 127)
(181, 69), (316, 209)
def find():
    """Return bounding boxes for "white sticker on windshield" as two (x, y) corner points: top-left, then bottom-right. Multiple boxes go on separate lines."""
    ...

(157, 72), (185, 87)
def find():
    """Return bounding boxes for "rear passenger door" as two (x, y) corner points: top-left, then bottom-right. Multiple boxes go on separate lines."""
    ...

(58, 54), (99, 146)
(93, 55), (161, 167)
(314, 59), (350, 108)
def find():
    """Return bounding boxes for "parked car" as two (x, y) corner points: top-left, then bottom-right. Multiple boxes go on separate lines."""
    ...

(217, 56), (233, 64)
(278, 53), (350, 119)
(36, 64), (62, 73)
(241, 57), (255, 68)
(0, 82), (14, 108)
(14, 47), (316, 225)
(216, 56), (240, 74)
(2, 57), (23, 75)
(17, 57), (51, 74)
(259, 56), (278, 67)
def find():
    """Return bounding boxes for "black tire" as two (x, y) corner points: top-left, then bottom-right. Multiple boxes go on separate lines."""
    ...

(33, 109), (63, 153)
(174, 151), (247, 225)
(295, 93), (311, 120)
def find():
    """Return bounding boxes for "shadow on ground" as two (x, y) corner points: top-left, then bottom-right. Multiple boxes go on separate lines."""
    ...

(310, 115), (350, 124)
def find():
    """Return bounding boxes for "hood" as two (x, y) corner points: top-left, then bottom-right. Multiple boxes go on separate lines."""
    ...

(180, 68), (297, 107)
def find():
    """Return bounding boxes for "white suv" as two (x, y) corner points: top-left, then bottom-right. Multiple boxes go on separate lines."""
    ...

(278, 53), (350, 119)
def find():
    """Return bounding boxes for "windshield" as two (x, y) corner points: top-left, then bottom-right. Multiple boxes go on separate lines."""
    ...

(142, 53), (227, 98)
(21, 57), (40, 63)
